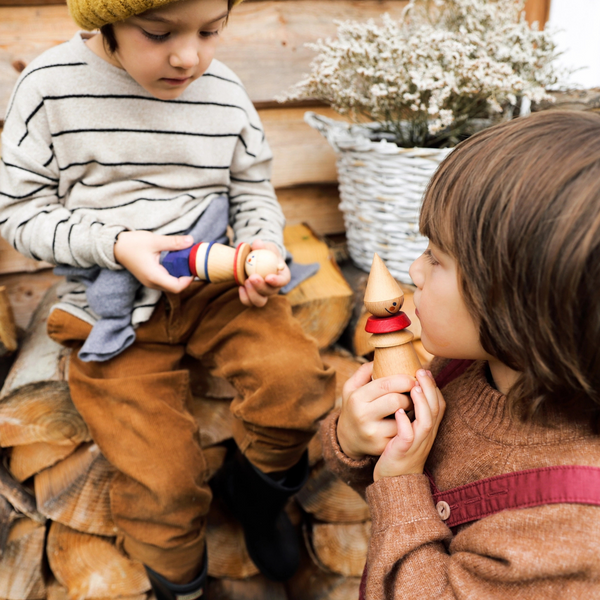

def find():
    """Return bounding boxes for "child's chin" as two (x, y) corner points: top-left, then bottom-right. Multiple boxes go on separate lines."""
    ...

(146, 83), (190, 100)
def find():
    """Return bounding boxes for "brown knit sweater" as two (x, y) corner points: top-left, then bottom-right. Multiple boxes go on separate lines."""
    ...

(321, 359), (600, 599)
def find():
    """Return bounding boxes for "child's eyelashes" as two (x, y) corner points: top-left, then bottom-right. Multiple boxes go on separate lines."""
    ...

(423, 248), (440, 266)
(142, 29), (170, 42)
(141, 29), (219, 42)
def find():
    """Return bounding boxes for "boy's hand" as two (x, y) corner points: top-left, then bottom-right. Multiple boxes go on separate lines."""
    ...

(114, 230), (195, 293)
(337, 362), (416, 460)
(373, 369), (445, 481)
(238, 240), (291, 308)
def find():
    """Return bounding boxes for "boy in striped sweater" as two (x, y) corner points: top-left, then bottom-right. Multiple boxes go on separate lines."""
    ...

(0, 0), (335, 598)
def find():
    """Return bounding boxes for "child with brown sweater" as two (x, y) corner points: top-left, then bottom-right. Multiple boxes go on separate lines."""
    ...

(323, 110), (600, 599)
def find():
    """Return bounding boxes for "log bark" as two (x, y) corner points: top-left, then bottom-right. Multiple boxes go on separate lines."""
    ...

(0, 460), (45, 525)
(46, 522), (150, 600)
(296, 461), (369, 523)
(0, 518), (46, 600)
(35, 442), (117, 537)
(284, 224), (354, 349)
(305, 520), (370, 577)
(0, 495), (18, 558)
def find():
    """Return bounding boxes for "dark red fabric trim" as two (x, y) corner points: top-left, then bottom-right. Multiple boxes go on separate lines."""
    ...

(431, 465), (600, 528)
(434, 358), (474, 389)
(359, 563), (367, 600)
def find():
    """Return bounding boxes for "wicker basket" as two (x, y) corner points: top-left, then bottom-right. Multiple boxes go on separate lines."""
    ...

(306, 112), (453, 284)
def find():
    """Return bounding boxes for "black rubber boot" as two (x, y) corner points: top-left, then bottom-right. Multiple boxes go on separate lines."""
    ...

(145, 556), (207, 600)
(211, 449), (309, 582)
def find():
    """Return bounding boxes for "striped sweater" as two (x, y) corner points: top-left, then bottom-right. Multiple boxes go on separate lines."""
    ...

(0, 32), (285, 327)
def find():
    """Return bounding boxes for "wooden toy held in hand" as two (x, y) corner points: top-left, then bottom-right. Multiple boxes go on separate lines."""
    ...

(162, 241), (285, 284)
(364, 254), (422, 379)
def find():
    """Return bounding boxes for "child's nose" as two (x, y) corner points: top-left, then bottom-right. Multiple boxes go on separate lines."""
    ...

(170, 45), (200, 70)
(409, 256), (423, 288)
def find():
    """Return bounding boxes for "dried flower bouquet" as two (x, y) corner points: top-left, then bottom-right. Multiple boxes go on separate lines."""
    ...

(281, 0), (562, 148)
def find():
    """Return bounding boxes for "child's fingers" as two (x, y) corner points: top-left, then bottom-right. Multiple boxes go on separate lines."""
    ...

(342, 362), (375, 397)
(410, 384), (434, 444)
(238, 285), (249, 306)
(264, 266), (291, 288)
(243, 278), (269, 307)
(148, 270), (193, 293)
(153, 234), (194, 252)
(390, 408), (414, 454)
(416, 369), (445, 424)
(373, 392), (412, 419)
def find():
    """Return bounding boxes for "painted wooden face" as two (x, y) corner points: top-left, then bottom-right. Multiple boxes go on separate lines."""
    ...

(364, 294), (404, 318)
(244, 249), (281, 278)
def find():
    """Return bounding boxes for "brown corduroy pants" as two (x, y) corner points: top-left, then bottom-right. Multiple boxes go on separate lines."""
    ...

(47, 280), (335, 583)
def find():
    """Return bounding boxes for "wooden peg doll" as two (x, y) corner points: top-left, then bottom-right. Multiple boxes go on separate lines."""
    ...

(364, 254), (422, 379)
(162, 242), (285, 284)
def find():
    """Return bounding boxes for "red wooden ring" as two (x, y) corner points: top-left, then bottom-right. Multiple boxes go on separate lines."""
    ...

(233, 243), (244, 286)
(189, 243), (200, 278)
(365, 312), (411, 333)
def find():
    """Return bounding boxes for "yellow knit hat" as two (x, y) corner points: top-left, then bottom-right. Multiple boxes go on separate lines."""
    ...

(68, 0), (243, 31)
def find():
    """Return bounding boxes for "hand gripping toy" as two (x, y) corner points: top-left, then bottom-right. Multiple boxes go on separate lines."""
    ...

(162, 241), (285, 284)
(364, 254), (422, 379)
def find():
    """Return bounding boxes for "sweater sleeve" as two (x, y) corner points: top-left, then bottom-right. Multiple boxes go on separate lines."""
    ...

(0, 76), (125, 270)
(227, 98), (285, 258)
(320, 410), (378, 498)
(364, 476), (600, 599)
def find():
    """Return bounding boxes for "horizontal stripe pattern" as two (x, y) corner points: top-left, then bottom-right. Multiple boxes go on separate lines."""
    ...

(0, 32), (285, 328)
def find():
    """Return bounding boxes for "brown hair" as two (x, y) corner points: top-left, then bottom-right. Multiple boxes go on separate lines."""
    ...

(420, 110), (600, 422)
(100, 0), (236, 54)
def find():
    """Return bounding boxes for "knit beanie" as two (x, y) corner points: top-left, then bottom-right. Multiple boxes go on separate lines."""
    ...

(68, 0), (243, 31)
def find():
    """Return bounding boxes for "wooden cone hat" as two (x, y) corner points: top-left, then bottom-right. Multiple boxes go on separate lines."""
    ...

(364, 254), (404, 317)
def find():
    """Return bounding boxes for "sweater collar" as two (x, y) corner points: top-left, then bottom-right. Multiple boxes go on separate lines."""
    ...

(450, 361), (595, 445)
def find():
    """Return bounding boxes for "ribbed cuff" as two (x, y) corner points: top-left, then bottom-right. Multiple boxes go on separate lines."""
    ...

(320, 411), (377, 490)
(367, 474), (441, 532)
(95, 224), (128, 270)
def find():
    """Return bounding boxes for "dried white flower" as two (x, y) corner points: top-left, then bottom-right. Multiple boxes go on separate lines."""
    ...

(279, 0), (563, 147)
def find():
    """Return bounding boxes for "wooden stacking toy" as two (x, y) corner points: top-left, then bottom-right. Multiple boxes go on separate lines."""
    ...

(364, 254), (422, 379)
(163, 241), (285, 284)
